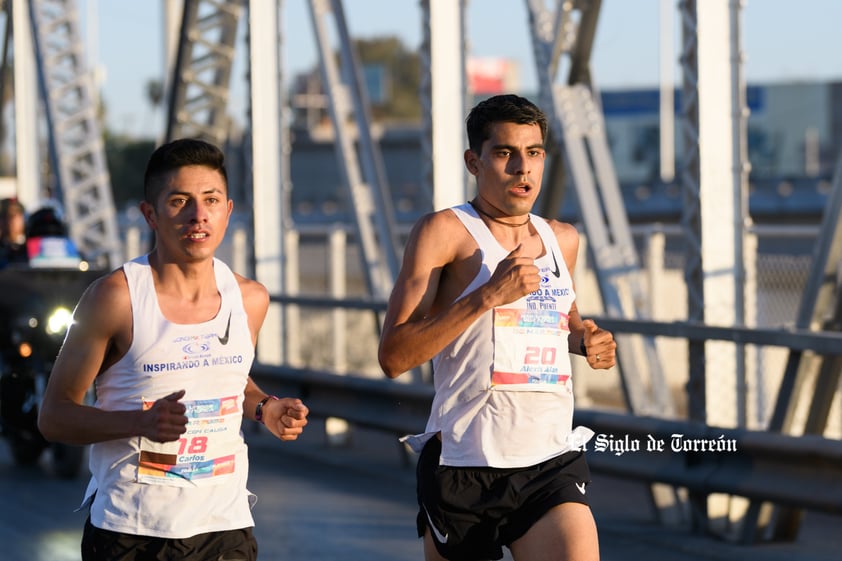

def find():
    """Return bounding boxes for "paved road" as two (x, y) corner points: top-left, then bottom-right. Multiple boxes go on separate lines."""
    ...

(1, 420), (839, 561)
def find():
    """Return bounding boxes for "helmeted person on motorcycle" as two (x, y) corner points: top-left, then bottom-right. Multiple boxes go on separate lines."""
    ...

(24, 205), (85, 269)
(0, 203), (93, 477)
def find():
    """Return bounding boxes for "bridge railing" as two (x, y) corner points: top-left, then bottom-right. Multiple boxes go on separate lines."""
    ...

(250, 305), (842, 521)
(123, 216), (842, 522)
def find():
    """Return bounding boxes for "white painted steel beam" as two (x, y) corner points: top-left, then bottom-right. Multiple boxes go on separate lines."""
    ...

(29, 0), (122, 267)
(307, 0), (399, 299)
(12, 0), (41, 209)
(695, 0), (739, 428)
(526, 0), (670, 417)
(427, 0), (466, 210)
(249, 0), (286, 365)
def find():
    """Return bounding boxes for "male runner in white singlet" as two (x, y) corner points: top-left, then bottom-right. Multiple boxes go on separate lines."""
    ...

(379, 95), (616, 561)
(39, 138), (309, 561)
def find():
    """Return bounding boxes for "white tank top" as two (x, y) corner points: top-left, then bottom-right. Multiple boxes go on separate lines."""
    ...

(402, 203), (593, 468)
(81, 255), (256, 538)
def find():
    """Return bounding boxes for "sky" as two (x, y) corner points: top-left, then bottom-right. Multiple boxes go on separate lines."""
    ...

(84, 0), (842, 139)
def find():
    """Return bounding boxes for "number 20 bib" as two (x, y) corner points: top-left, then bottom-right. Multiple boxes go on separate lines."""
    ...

(491, 307), (571, 389)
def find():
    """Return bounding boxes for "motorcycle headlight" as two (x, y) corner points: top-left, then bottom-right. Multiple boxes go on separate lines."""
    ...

(46, 306), (74, 336)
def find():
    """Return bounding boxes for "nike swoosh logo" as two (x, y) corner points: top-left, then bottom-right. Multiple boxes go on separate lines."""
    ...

(550, 251), (561, 278)
(423, 506), (448, 544)
(217, 311), (232, 345)
(576, 482), (586, 495)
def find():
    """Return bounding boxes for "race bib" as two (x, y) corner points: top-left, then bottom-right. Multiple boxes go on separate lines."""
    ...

(137, 395), (241, 487)
(491, 308), (571, 388)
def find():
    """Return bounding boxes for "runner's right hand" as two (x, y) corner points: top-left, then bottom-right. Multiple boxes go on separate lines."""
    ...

(486, 245), (541, 307)
(141, 390), (188, 442)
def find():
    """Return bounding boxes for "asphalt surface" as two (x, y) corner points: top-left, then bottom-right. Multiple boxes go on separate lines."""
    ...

(1, 419), (839, 561)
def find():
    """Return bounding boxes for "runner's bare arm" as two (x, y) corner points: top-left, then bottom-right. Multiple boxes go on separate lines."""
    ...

(244, 377), (308, 441)
(237, 275), (309, 440)
(379, 210), (541, 378)
(38, 271), (188, 444)
(235, 273), (270, 347)
(549, 219), (616, 368)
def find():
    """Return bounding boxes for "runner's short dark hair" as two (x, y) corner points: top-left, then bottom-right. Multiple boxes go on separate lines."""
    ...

(466, 94), (548, 154)
(143, 138), (228, 204)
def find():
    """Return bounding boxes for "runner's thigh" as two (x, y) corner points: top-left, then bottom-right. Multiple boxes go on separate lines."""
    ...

(509, 502), (598, 561)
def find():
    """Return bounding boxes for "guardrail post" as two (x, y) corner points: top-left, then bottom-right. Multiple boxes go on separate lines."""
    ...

(329, 226), (348, 373)
(232, 224), (249, 277)
(326, 226), (351, 444)
(125, 225), (143, 262)
(645, 227), (665, 320)
(284, 229), (301, 366)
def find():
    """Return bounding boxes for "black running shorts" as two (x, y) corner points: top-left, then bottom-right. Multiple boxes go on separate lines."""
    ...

(416, 436), (591, 561)
(81, 517), (258, 561)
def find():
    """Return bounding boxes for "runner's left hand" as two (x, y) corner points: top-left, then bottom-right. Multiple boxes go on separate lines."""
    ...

(263, 398), (309, 441)
(583, 319), (616, 370)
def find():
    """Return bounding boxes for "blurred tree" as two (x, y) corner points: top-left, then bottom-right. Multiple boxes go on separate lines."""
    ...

(104, 133), (155, 209)
(145, 79), (164, 111)
(355, 36), (421, 122)
(291, 35), (421, 127)
(99, 78), (162, 209)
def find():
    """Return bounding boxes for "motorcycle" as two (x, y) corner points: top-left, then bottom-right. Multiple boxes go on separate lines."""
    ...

(0, 262), (103, 478)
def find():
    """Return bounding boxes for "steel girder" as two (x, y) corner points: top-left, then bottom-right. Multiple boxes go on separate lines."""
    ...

(165, 0), (243, 145)
(526, 0), (672, 418)
(28, 0), (121, 268)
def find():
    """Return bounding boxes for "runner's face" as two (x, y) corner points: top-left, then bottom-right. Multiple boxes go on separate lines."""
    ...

(465, 121), (545, 215)
(142, 165), (232, 262)
(2, 208), (24, 239)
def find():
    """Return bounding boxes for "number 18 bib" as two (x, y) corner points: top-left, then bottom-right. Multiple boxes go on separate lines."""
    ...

(137, 395), (242, 487)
